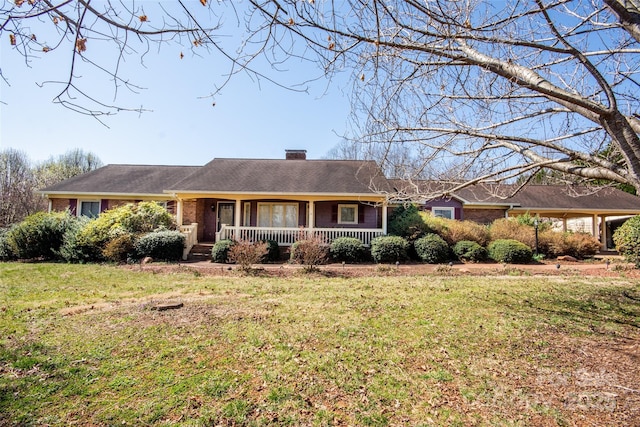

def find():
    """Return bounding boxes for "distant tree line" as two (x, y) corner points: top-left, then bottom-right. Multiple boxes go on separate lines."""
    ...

(0, 148), (102, 227)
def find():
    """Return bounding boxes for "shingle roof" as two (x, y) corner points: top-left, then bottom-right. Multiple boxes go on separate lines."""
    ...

(390, 180), (640, 211)
(167, 159), (389, 194)
(41, 164), (200, 195)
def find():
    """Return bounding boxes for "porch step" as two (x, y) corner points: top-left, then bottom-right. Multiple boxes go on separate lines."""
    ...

(188, 243), (213, 262)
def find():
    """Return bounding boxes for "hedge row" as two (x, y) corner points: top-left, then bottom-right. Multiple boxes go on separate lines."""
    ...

(1, 202), (184, 263)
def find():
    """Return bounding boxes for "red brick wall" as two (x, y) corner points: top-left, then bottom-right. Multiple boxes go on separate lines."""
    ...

(463, 208), (506, 224)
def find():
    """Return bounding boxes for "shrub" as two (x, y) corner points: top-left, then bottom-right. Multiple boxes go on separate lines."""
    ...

(58, 216), (97, 263)
(290, 235), (329, 270)
(135, 230), (185, 262)
(539, 231), (600, 259)
(6, 211), (77, 260)
(418, 213), (490, 247)
(228, 240), (269, 270)
(453, 240), (487, 262)
(260, 239), (280, 263)
(211, 239), (235, 263)
(388, 204), (430, 241)
(0, 228), (15, 261)
(370, 235), (409, 263)
(488, 239), (533, 264)
(614, 216), (640, 266)
(103, 233), (136, 263)
(564, 232), (600, 258)
(330, 237), (366, 263)
(414, 233), (450, 264)
(489, 218), (536, 248)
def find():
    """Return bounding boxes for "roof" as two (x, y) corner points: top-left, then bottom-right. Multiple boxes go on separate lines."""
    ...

(167, 158), (389, 195)
(390, 180), (640, 212)
(40, 164), (200, 195)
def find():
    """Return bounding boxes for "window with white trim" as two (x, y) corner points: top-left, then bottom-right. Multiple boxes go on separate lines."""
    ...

(79, 200), (100, 218)
(432, 207), (454, 219)
(257, 203), (298, 227)
(338, 204), (358, 224)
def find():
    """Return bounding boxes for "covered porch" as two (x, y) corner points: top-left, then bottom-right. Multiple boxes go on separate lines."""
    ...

(173, 193), (388, 248)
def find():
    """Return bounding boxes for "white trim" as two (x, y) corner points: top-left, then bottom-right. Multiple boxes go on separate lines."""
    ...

(338, 204), (358, 224)
(78, 200), (101, 218)
(432, 206), (455, 219)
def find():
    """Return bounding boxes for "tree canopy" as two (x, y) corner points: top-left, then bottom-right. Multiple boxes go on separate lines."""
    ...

(3, 1), (640, 195)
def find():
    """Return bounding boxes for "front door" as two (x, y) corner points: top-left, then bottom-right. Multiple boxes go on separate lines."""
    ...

(217, 202), (235, 232)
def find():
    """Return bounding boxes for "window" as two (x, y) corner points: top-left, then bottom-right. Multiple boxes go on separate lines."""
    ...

(257, 203), (298, 227)
(338, 204), (358, 224)
(79, 200), (100, 218)
(432, 207), (454, 219)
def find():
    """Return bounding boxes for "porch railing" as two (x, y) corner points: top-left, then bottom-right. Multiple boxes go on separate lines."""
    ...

(217, 225), (384, 246)
(179, 223), (198, 260)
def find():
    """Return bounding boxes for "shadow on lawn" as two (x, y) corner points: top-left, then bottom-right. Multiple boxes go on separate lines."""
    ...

(522, 287), (640, 332)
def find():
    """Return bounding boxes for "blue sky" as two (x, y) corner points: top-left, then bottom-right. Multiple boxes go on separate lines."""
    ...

(0, 4), (351, 166)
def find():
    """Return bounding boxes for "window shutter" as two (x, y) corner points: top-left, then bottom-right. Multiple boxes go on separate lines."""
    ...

(358, 205), (365, 224)
(331, 204), (338, 222)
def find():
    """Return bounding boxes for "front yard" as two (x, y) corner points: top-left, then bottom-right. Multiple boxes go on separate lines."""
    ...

(1, 263), (638, 426)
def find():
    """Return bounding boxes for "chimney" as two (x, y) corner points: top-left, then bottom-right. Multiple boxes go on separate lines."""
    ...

(285, 149), (307, 160)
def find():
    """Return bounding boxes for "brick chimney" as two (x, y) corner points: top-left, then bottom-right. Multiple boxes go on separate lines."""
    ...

(285, 149), (307, 160)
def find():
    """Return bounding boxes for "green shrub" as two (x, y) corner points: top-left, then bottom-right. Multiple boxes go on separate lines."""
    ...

(58, 216), (97, 263)
(453, 240), (487, 262)
(487, 239), (533, 264)
(102, 233), (136, 263)
(0, 228), (15, 260)
(228, 240), (269, 270)
(290, 235), (329, 270)
(135, 230), (185, 262)
(330, 237), (366, 263)
(212, 239), (235, 263)
(614, 216), (640, 266)
(388, 204), (429, 241)
(414, 233), (450, 263)
(6, 211), (77, 260)
(370, 235), (409, 263)
(261, 239), (281, 263)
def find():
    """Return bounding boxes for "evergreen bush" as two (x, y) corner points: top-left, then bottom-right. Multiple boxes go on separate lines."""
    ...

(330, 237), (366, 263)
(370, 235), (409, 263)
(453, 240), (487, 262)
(613, 216), (640, 266)
(135, 230), (185, 261)
(211, 239), (235, 263)
(388, 204), (429, 241)
(6, 211), (76, 260)
(487, 239), (533, 264)
(414, 233), (450, 263)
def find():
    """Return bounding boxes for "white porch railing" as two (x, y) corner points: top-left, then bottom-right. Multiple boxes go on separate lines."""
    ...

(216, 225), (384, 246)
(180, 223), (198, 260)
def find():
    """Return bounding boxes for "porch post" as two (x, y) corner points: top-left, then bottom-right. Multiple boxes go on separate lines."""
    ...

(382, 202), (388, 235)
(562, 218), (567, 232)
(176, 198), (183, 226)
(308, 201), (315, 232)
(592, 214), (598, 240)
(600, 214), (607, 251)
(234, 199), (242, 237)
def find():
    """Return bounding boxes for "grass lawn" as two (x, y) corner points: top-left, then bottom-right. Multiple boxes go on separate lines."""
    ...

(1, 263), (638, 426)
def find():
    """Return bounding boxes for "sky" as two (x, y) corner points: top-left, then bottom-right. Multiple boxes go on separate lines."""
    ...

(0, 3), (352, 166)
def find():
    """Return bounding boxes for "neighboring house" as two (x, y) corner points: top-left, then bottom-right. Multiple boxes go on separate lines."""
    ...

(41, 150), (640, 252)
(41, 150), (391, 248)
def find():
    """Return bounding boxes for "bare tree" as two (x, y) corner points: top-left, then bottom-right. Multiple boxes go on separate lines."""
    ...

(0, 149), (37, 227)
(3, 1), (640, 195)
(35, 148), (103, 188)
